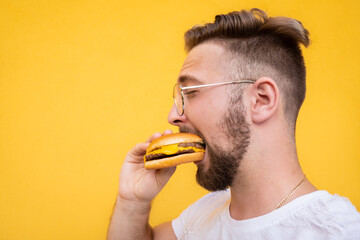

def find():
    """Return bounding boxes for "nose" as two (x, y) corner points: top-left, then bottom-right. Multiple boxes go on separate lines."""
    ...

(167, 104), (187, 127)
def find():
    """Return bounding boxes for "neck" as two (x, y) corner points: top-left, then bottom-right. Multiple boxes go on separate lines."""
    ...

(228, 125), (317, 220)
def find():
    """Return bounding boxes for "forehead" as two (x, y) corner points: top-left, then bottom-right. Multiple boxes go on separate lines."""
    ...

(178, 42), (226, 85)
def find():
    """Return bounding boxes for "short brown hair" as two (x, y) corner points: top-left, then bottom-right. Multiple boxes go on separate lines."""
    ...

(184, 8), (310, 127)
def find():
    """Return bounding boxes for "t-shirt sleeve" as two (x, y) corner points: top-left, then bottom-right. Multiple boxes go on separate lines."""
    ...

(172, 210), (185, 238)
(171, 199), (195, 239)
(171, 190), (230, 239)
(171, 193), (213, 238)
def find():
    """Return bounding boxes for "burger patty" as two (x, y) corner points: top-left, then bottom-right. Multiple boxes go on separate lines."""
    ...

(178, 142), (204, 149)
(145, 149), (197, 161)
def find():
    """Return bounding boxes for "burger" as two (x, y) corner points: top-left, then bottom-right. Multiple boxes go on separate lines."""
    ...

(144, 133), (205, 169)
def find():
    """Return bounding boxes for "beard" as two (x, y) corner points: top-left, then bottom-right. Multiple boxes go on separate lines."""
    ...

(180, 103), (250, 192)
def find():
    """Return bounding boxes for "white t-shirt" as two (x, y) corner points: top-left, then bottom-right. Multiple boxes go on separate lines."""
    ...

(172, 190), (360, 240)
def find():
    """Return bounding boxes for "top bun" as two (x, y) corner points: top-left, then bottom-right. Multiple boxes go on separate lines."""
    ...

(146, 133), (203, 153)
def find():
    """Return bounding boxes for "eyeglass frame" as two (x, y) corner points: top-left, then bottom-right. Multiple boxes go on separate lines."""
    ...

(173, 79), (256, 116)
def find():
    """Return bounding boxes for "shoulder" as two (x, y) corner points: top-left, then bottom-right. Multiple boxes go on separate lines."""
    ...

(315, 191), (360, 219)
(284, 190), (360, 238)
(322, 192), (360, 237)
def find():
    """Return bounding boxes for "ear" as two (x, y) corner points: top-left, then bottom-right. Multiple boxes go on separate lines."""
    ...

(249, 77), (280, 124)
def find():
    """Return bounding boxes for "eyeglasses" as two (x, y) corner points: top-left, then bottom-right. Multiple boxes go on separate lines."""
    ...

(173, 80), (256, 116)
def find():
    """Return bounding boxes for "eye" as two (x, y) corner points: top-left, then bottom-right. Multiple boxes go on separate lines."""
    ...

(183, 90), (198, 96)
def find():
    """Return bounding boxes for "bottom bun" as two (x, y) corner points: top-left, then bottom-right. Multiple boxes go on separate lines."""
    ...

(144, 152), (204, 170)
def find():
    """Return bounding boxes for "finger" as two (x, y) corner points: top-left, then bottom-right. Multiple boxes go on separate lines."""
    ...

(155, 166), (177, 188)
(145, 132), (162, 143)
(129, 142), (150, 157)
(162, 129), (173, 135)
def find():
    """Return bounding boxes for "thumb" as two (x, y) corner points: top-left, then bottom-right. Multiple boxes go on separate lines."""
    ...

(155, 166), (177, 189)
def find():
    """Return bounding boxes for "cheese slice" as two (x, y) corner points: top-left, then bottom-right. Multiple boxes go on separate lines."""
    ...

(144, 143), (204, 161)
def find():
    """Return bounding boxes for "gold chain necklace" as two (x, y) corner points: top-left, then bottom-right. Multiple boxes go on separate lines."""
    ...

(274, 175), (307, 210)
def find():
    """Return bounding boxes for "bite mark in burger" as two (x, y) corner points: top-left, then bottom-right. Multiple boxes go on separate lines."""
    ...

(144, 133), (205, 169)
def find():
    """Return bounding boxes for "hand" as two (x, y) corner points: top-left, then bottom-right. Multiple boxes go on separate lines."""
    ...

(118, 130), (176, 204)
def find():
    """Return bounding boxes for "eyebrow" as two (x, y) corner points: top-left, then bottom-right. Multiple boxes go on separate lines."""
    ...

(178, 74), (203, 86)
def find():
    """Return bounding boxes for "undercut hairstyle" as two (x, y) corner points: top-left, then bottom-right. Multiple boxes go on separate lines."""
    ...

(184, 8), (310, 129)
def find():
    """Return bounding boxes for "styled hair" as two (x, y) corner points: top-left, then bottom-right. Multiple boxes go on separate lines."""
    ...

(184, 8), (310, 128)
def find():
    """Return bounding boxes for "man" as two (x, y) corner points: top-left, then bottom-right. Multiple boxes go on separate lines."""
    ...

(107, 8), (360, 240)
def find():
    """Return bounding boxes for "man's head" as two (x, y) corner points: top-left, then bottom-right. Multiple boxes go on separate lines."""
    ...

(168, 8), (310, 191)
(185, 8), (309, 128)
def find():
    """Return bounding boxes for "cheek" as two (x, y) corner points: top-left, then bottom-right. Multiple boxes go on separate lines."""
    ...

(186, 91), (228, 136)
(190, 90), (227, 112)
(189, 92), (223, 114)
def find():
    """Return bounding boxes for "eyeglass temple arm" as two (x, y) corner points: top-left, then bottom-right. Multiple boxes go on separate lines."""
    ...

(181, 80), (256, 90)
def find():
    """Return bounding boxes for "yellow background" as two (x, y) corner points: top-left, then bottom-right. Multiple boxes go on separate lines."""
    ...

(1, 0), (359, 239)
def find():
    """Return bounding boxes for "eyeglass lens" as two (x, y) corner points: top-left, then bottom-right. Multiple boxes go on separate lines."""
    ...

(173, 84), (184, 115)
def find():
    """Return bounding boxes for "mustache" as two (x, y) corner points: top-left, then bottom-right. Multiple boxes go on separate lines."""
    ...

(179, 126), (207, 146)
(179, 126), (200, 136)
